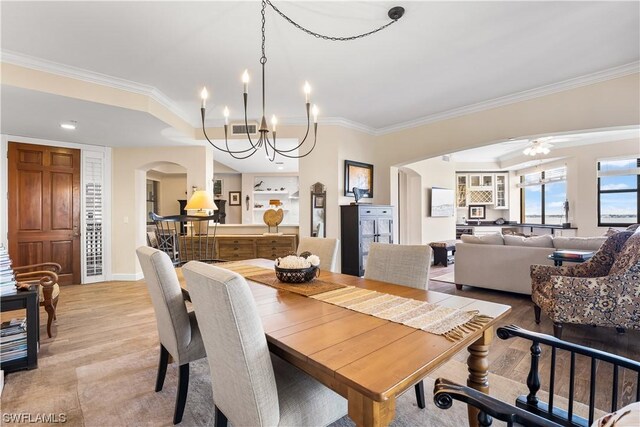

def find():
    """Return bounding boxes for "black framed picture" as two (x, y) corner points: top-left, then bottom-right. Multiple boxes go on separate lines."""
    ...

(344, 160), (373, 197)
(314, 195), (325, 209)
(229, 191), (241, 206)
(468, 204), (486, 219)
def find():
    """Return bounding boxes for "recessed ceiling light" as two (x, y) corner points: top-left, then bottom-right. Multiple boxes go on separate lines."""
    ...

(277, 166), (284, 170)
(60, 121), (77, 130)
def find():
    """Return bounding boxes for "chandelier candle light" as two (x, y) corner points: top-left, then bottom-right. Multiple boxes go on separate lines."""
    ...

(199, 0), (404, 161)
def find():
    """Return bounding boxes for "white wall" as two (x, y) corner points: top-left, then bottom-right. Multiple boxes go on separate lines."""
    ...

(374, 74), (640, 206)
(403, 157), (457, 243)
(160, 174), (188, 215)
(214, 173), (242, 223)
(111, 145), (213, 279)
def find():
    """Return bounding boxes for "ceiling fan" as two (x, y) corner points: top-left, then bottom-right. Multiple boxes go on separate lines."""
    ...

(523, 137), (554, 156)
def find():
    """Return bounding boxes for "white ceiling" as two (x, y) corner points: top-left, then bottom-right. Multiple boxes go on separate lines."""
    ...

(1, 0), (639, 132)
(0, 86), (195, 147)
(450, 128), (640, 168)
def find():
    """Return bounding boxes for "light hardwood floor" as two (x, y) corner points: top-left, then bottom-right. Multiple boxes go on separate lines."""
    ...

(1, 263), (638, 425)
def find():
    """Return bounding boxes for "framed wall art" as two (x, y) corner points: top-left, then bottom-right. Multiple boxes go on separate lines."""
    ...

(468, 204), (486, 219)
(229, 191), (241, 206)
(344, 160), (373, 197)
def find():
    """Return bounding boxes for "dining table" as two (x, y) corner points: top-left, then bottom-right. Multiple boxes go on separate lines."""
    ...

(177, 258), (512, 427)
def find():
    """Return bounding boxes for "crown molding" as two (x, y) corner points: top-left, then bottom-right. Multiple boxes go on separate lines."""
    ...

(375, 61), (640, 136)
(1, 50), (196, 127)
(3, 50), (638, 138)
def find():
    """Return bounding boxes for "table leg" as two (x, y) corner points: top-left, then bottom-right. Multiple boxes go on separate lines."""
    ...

(347, 387), (395, 427)
(467, 327), (493, 427)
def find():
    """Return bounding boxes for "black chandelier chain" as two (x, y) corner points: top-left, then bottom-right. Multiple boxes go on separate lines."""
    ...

(200, 2), (404, 161)
(265, 0), (403, 42)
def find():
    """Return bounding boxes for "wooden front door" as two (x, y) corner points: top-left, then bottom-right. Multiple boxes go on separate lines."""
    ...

(8, 142), (81, 285)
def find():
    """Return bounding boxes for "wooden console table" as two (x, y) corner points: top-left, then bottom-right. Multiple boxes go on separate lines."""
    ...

(215, 234), (298, 261)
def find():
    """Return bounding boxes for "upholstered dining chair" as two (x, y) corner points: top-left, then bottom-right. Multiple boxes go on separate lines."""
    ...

(182, 261), (348, 427)
(297, 237), (340, 272)
(14, 262), (61, 338)
(531, 229), (640, 338)
(136, 246), (206, 425)
(364, 242), (433, 409)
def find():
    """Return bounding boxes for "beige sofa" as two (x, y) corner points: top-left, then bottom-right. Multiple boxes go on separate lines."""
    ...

(454, 234), (606, 294)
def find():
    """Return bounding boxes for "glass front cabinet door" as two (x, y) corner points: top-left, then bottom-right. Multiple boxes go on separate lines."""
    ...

(494, 173), (509, 209)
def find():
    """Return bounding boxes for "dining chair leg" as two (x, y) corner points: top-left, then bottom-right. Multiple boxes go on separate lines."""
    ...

(414, 380), (426, 409)
(155, 345), (169, 392)
(44, 303), (55, 338)
(533, 304), (541, 324)
(214, 406), (228, 427)
(173, 363), (190, 424)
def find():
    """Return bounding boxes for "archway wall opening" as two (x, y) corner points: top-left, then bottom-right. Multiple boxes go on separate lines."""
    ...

(112, 145), (214, 279)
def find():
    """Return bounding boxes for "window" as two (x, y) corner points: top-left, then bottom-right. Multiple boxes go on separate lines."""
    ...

(597, 158), (639, 226)
(520, 167), (567, 225)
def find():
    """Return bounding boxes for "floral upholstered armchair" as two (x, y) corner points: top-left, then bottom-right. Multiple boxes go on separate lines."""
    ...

(530, 230), (640, 338)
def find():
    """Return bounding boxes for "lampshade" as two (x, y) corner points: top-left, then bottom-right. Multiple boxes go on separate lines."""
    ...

(185, 190), (217, 211)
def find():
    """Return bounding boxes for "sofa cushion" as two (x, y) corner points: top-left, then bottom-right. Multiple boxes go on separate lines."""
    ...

(460, 233), (504, 245)
(553, 236), (606, 251)
(504, 234), (553, 248)
(625, 223), (640, 232)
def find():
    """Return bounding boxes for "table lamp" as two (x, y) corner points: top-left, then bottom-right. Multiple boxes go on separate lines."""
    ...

(185, 190), (217, 234)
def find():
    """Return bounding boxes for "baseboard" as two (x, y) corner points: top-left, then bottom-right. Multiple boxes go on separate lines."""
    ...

(111, 272), (144, 281)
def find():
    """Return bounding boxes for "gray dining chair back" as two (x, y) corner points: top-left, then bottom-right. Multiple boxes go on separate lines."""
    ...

(363, 242), (432, 409)
(136, 246), (206, 424)
(364, 242), (432, 289)
(297, 237), (340, 272)
(182, 261), (347, 427)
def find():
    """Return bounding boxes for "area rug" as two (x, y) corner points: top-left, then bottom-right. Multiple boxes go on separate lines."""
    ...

(431, 272), (456, 284)
(75, 346), (601, 427)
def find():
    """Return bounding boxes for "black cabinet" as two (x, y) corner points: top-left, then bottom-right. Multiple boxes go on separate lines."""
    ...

(214, 199), (227, 224)
(1, 288), (39, 373)
(341, 205), (393, 277)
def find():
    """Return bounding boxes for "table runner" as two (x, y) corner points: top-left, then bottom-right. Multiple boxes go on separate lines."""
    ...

(214, 262), (347, 296)
(216, 262), (491, 341)
(310, 287), (492, 341)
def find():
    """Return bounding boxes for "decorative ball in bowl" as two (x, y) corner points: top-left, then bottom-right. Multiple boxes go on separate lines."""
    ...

(274, 254), (321, 283)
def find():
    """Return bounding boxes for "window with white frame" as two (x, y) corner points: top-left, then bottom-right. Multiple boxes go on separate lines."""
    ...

(597, 157), (639, 226)
(520, 166), (567, 225)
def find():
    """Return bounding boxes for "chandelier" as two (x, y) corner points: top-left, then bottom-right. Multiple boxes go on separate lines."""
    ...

(199, 0), (405, 161)
(523, 138), (552, 156)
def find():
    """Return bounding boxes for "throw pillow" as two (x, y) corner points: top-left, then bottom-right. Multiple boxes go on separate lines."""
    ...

(460, 233), (504, 245)
(503, 234), (554, 248)
(603, 227), (620, 237)
(553, 236), (607, 251)
(591, 401), (640, 427)
(625, 223), (639, 232)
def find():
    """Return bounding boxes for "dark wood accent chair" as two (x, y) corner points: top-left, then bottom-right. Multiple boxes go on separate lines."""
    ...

(14, 262), (61, 338)
(434, 325), (640, 427)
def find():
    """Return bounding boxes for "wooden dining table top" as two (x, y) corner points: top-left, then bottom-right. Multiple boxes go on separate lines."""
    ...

(177, 258), (512, 405)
